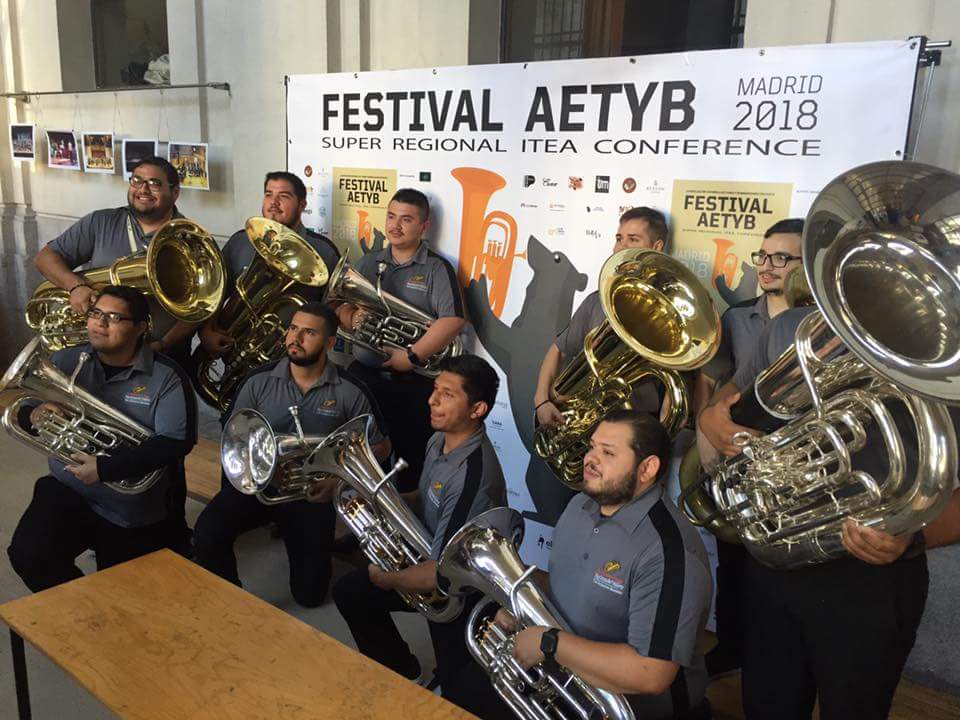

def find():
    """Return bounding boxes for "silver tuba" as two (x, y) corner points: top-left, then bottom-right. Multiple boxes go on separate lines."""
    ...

(438, 507), (635, 720)
(325, 254), (463, 377)
(302, 415), (464, 623)
(681, 161), (960, 568)
(221, 406), (329, 505)
(0, 337), (163, 494)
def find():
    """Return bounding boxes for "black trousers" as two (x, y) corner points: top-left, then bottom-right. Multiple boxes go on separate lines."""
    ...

(332, 565), (509, 718)
(348, 363), (434, 492)
(713, 539), (747, 662)
(192, 479), (336, 608)
(741, 552), (928, 720)
(7, 476), (178, 593)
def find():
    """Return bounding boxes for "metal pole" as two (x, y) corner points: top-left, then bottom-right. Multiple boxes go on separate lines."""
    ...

(0, 82), (231, 103)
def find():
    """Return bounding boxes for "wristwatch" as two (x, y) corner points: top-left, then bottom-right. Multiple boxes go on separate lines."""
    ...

(407, 348), (424, 368)
(540, 628), (560, 665)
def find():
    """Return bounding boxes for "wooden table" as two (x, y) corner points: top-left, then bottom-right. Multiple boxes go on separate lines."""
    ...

(0, 549), (475, 719)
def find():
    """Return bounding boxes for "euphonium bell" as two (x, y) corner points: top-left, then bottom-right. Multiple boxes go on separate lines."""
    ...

(26, 218), (226, 352)
(535, 248), (720, 488)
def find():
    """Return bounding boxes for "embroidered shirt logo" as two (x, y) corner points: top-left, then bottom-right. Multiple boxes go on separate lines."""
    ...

(428, 480), (443, 506)
(593, 560), (625, 595)
(406, 274), (428, 292)
(124, 386), (152, 406)
(316, 398), (339, 416)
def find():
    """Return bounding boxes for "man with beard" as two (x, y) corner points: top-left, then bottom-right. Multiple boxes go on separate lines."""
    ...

(197, 171), (340, 365)
(7, 285), (197, 591)
(33, 157), (198, 365)
(337, 188), (465, 492)
(332, 354), (505, 698)
(692, 217), (803, 676)
(191, 302), (390, 607)
(494, 410), (712, 720)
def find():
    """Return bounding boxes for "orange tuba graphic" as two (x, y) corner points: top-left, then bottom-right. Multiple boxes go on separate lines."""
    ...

(451, 167), (522, 318)
(711, 237), (739, 290)
(356, 209), (374, 253)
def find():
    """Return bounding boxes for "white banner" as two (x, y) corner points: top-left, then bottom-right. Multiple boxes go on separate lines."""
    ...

(288, 40), (919, 565)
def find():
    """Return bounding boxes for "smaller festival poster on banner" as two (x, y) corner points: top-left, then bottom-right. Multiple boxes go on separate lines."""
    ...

(332, 167), (397, 258)
(10, 124), (34, 161)
(670, 179), (793, 311)
(81, 132), (115, 174)
(168, 141), (210, 190)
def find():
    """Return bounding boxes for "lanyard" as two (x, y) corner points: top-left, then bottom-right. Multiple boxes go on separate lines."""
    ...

(125, 214), (140, 254)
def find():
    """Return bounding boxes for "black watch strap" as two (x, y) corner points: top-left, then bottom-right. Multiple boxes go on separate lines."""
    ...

(540, 628), (560, 664)
(407, 347), (423, 367)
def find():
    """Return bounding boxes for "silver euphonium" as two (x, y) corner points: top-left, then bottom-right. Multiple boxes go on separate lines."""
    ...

(302, 415), (464, 623)
(0, 337), (163, 494)
(682, 161), (960, 568)
(221, 405), (329, 505)
(438, 507), (635, 720)
(325, 254), (463, 377)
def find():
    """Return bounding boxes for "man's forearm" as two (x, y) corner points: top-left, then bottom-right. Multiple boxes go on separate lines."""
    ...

(384, 559), (437, 594)
(411, 316), (464, 360)
(554, 633), (678, 695)
(924, 488), (960, 549)
(34, 245), (84, 290)
(535, 344), (563, 405)
(161, 320), (201, 348)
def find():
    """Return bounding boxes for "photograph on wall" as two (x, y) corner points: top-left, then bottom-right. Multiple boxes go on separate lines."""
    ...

(122, 138), (159, 180)
(46, 130), (80, 171)
(168, 141), (209, 190)
(81, 132), (115, 174)
(670, 179), (794, 311)
(10, 123), (34, 161)
(331, 167), (397, 257)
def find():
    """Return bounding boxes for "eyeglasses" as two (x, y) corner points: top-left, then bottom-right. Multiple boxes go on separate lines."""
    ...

(87, 308), (137, 325)
(129, 175), (165, 191)
(751, 251), (802, 268)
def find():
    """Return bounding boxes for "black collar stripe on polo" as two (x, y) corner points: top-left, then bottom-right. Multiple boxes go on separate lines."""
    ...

(306, 229), (341, 263)
(219, 358), (284, 426)
(425, 248), (464, 318)
(338, 366), (389, 433)
(669, 665), (690, 717)
(438, 445), (484, 550)
(648, 499), (686, 660)
(153, 353), (199, 446)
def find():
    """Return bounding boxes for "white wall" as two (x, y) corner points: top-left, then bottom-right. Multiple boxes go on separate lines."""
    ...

(745, 0), (960, 173)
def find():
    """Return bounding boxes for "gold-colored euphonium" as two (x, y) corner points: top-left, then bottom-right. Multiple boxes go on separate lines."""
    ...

(535, 248), (721, 488)
(26, 218), (225, 352)
(221, 405), (330, 505)
(325, 254), (463, 377)
(451, 167), (523, 317)
(194, 217), (328, 410)
(438, 507), (636, 720)
(303, 415), (464, 623)
(680, 161), (960, 568)
(0, 338), (163, 494)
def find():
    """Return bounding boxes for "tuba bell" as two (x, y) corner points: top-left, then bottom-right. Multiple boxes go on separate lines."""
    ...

(680, 161), (960, 568)
(535, 248), (720, 488)
(438, 507), (635, 720)
(0, 338), (164, 494)
(26, 218), (226, 352)
(302, 415), (464, 623)
(221, 405), (329, 505)
(194, 217), (329, 410)
(325, 254), (463, 377)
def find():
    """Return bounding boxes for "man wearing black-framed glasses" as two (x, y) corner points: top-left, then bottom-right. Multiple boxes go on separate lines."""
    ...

(7, 285), (197, 592)
(694, 217), (804, 678)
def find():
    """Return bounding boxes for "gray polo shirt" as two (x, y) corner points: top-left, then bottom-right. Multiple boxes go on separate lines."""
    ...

(228, 357), (386, 445)
(701, 294), (770, 382)
(221, 223), (340, 302)
(554, 290), (660, 414)
(731, 306), (816, 391)
(418, 428), (507, 560)
(351, 242), (464, 367)
(48, 206), (187, 341)
(549, 485), (712, 720)
(45, 343), (195, 528)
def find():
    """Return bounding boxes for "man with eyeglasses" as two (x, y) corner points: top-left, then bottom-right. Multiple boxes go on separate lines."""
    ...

(33, 156), (196, 365)
(693, 217), (803, 677)
(7, 285), (197, 592)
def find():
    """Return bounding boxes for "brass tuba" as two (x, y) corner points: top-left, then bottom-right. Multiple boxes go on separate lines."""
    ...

(535, 248), (720, 488)
(26, 218), (226, 352)
(0, 338), (164, 494)
(302, 415), (464, 623)
(681, 161), (960, 568)
(221, 405), (329, 505)
(438, 507), (635, 720)
(325, 254), (463, 377)
(194, 217), (329, 410)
